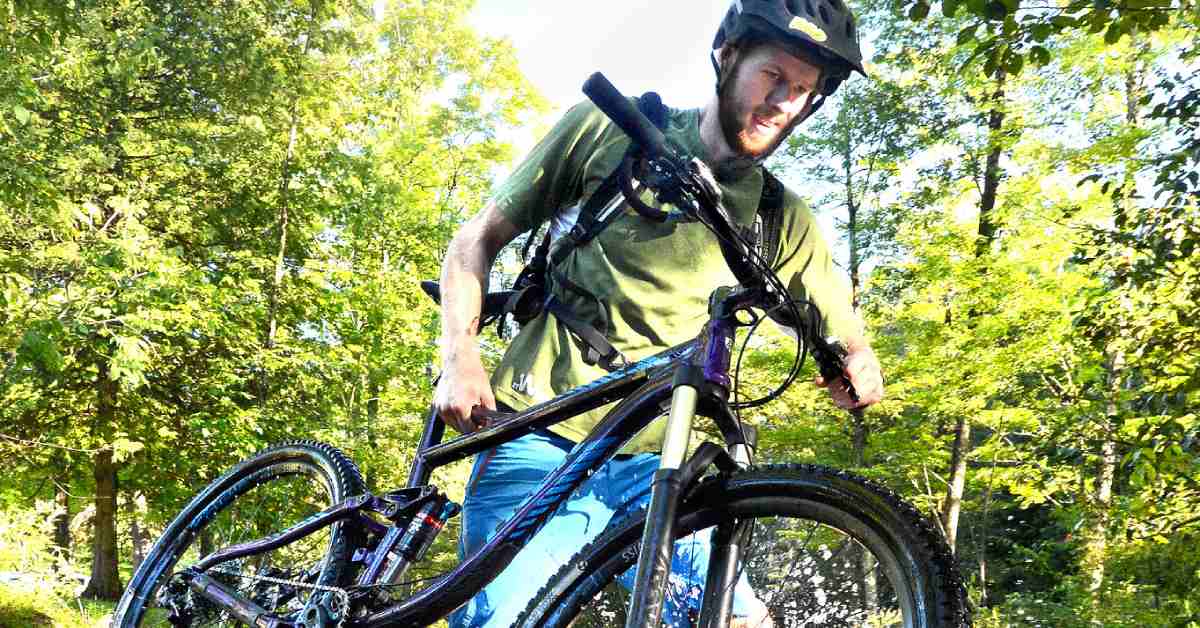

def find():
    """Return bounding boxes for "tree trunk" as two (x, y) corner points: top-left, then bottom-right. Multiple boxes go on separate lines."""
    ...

(82, 359), (122, 600)
(81, 448), (121, 599)
(850, 414), (876, 609)
(941, 70), (1007, 553)
(1083, 43), (1144, 599)
(130, 517), (148, 573)
(261, 17), (316, 405)
(129, 494), (150, 573)
(1083, 363), (1118, 595)
(940, 415), (970, 552)
(973, 71), (1006, 259)
(51, 465), (71, 557)
(844, 135), (861, 309)
(261, 109), (299, 406)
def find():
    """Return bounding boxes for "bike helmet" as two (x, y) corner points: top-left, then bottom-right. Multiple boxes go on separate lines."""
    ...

(713, 0), (866, 96)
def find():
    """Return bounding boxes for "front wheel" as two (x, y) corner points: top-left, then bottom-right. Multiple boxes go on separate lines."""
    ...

(516, 464), (970, 627)
(112, 440), (366, 627)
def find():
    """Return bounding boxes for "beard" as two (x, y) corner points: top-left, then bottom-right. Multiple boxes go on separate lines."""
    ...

(717, 61), (794, 160)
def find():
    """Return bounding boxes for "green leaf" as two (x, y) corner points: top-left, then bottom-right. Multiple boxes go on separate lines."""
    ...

(1031, 23), (1052, 42)
(984, 50), (1000, 77)
(1030, 45), (1051, 65)
(1103, 21), (1124, 44)
(12, 104), (30, 125)
(1005, 52), (1026, 75)
(1050, 15), (1075, 28)
(909, 1), (931, 21)
(943, 0), (962, 17)
(957, 24), (980, 45)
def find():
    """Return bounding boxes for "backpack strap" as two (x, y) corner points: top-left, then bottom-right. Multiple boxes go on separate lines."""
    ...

(756, 168), (785, 268)
(550, 92), (669, 266)
(501, 92), (670, 370)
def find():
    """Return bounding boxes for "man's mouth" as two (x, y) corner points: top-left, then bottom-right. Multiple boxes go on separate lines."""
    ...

(750, 114), (779, 135)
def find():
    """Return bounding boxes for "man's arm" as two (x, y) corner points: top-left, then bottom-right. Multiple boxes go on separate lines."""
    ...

(434, 202), (523, 433)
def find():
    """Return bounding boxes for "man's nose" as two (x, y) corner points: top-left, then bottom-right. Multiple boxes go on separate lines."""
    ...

(766, 83), (808, 115)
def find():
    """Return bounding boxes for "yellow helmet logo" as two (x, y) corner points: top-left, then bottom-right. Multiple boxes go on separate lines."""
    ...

(788, 16), (828, 42)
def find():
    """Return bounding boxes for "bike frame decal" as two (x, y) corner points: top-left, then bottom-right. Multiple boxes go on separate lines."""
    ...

(509, 433), (620, 542)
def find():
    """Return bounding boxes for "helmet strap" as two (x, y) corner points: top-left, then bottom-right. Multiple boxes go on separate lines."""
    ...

(711, 47), (735, 94)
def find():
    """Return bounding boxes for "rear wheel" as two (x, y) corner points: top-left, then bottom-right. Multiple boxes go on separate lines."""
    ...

(112, 441), (366, 627)
(516, 464), (970, 627)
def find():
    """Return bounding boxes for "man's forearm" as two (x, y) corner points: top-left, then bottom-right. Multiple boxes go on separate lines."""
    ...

(439, 233), (489, 362)
(437, 202), (523, 364)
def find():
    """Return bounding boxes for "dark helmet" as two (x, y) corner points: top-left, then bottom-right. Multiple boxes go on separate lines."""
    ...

(713, 0), (866, 96)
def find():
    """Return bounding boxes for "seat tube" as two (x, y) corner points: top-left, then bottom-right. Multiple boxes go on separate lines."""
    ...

(406, 405), (445, 489)
(625, 366), (701, 628)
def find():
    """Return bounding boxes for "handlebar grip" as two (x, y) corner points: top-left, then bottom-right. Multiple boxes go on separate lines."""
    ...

(582, 72), (669, 160)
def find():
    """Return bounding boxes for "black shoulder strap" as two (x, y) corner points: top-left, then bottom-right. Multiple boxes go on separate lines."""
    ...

(756, 168), (785, 268)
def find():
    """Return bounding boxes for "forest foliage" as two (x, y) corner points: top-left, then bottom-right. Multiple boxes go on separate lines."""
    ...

(0, 0), (1196, 625)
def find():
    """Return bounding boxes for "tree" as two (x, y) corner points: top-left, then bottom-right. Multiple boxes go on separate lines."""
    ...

(0, 0), (541, 600)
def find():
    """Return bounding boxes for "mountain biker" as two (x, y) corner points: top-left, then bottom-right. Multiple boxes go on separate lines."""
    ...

(434, 1), (883, 626)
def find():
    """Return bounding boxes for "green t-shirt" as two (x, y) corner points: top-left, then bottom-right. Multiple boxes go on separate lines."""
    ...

(490, 100), (859, 452)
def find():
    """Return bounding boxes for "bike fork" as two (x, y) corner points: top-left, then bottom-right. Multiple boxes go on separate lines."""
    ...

(625, 368), (700, 628)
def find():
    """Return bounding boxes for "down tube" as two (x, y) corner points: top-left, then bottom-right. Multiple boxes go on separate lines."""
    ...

(362, 374), (676, 627)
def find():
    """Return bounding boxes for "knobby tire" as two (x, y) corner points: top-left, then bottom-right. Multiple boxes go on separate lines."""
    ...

(515, 464), (970, 628)
(112, 440), (365, 627)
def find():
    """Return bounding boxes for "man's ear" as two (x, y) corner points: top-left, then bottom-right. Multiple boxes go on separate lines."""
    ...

(717, 44), (740, 72)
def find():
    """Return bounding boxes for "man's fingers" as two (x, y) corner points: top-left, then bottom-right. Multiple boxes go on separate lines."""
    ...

(439, 401), (480, 434)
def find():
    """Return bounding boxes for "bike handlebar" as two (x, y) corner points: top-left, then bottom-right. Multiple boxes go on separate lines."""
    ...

(582, 72), (670, 161)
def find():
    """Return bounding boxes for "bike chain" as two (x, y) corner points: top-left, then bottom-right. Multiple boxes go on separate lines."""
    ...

(207, 566), (353, 628)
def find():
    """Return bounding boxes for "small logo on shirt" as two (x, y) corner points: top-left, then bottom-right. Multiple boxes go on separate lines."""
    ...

(512, 373), (539, 398)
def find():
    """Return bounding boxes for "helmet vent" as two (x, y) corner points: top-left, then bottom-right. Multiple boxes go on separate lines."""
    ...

(785, 0), (804, 15)
(818, 4), (831, 23)
(805, 0), (817, 16)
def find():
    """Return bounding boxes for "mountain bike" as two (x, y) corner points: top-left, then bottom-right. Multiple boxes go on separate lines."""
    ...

(112, 73), (971, 628)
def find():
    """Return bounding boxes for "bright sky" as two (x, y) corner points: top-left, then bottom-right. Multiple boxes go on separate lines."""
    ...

(468, 0), (731, 116)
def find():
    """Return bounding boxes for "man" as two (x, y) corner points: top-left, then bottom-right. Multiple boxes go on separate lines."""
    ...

(435, 1), (884, 626)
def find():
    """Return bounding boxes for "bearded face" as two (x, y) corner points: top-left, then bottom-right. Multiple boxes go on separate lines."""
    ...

(716, 43), (821, 160)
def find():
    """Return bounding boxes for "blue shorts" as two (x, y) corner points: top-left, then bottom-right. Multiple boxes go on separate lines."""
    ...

(448, 429), (762, 628)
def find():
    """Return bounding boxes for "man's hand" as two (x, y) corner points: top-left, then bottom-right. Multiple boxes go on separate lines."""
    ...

(434, 338), (496, 434)
(815, 342), (883, 410)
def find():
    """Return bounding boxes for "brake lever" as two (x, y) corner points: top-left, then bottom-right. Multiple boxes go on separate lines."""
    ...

(812, 337), (863, 417)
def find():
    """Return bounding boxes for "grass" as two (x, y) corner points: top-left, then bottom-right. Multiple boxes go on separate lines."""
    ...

(0, 583), (114, 628)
